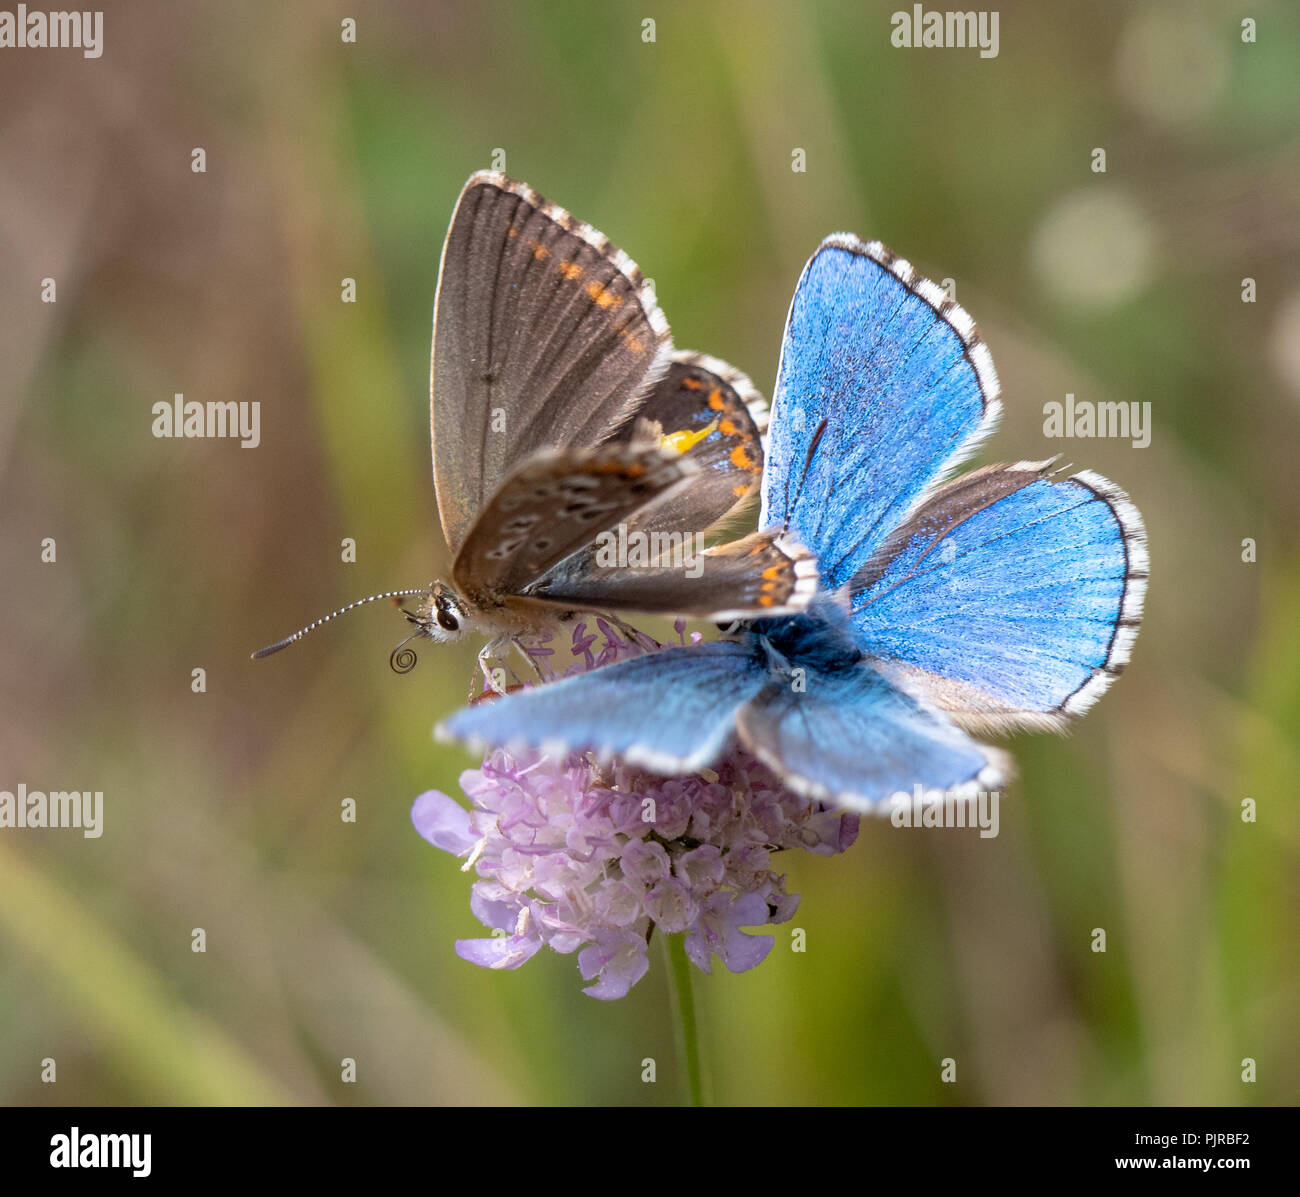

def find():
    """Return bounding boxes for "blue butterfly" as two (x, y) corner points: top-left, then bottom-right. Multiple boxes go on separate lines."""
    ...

(437, 234), (1148, 811)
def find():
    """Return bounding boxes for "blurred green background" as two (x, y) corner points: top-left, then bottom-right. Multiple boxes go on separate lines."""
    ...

(2, 0), (1297, 1106)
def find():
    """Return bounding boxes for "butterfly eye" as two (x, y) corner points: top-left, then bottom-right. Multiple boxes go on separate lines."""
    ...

(436, 607), (460, 633)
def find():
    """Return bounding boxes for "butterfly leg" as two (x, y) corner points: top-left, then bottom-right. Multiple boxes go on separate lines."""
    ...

(599, 612), (657, 654)
(474, 638), (520, 699)
(511, 636), (554, 683)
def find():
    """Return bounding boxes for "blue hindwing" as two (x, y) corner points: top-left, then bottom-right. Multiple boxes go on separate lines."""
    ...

(849, 463), (1148, 728)
(734, 652), (1010, 812)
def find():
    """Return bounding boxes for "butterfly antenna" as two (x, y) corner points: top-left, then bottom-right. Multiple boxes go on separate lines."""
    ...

(782, 416), (829, 532)
(251, 589), (429, 660)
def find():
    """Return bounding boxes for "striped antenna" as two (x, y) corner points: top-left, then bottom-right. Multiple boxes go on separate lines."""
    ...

(251, 589), (429, 660)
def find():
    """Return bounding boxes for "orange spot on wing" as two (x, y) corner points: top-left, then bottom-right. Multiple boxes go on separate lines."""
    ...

(729, 445), (756, 470)
(707, 388), (727, 411)
(759, 595), (775, 607)
(586, 281), (621, 308)
(533, 244), (550, 260)
(681, 376), (702, 390)
(559, 261), (584, 280)
(732, 483), (749, 497)
(762, 566), (783, 581)
(719, 418), (739, 436)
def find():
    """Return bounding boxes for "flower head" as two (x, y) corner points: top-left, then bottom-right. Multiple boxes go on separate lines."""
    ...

(413, 621), (859, 999)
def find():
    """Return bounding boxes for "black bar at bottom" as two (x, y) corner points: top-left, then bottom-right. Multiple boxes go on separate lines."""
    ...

(3, 1104), (1286, 1183)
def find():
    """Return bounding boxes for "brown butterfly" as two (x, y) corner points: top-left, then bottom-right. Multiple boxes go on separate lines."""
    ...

(253, 172), (815, 686)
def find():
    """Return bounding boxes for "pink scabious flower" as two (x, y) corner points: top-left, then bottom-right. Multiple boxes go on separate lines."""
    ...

(412, 621), (859, 999)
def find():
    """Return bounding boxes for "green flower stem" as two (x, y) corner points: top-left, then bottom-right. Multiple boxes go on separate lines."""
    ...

(665, 933), (705, 1106)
